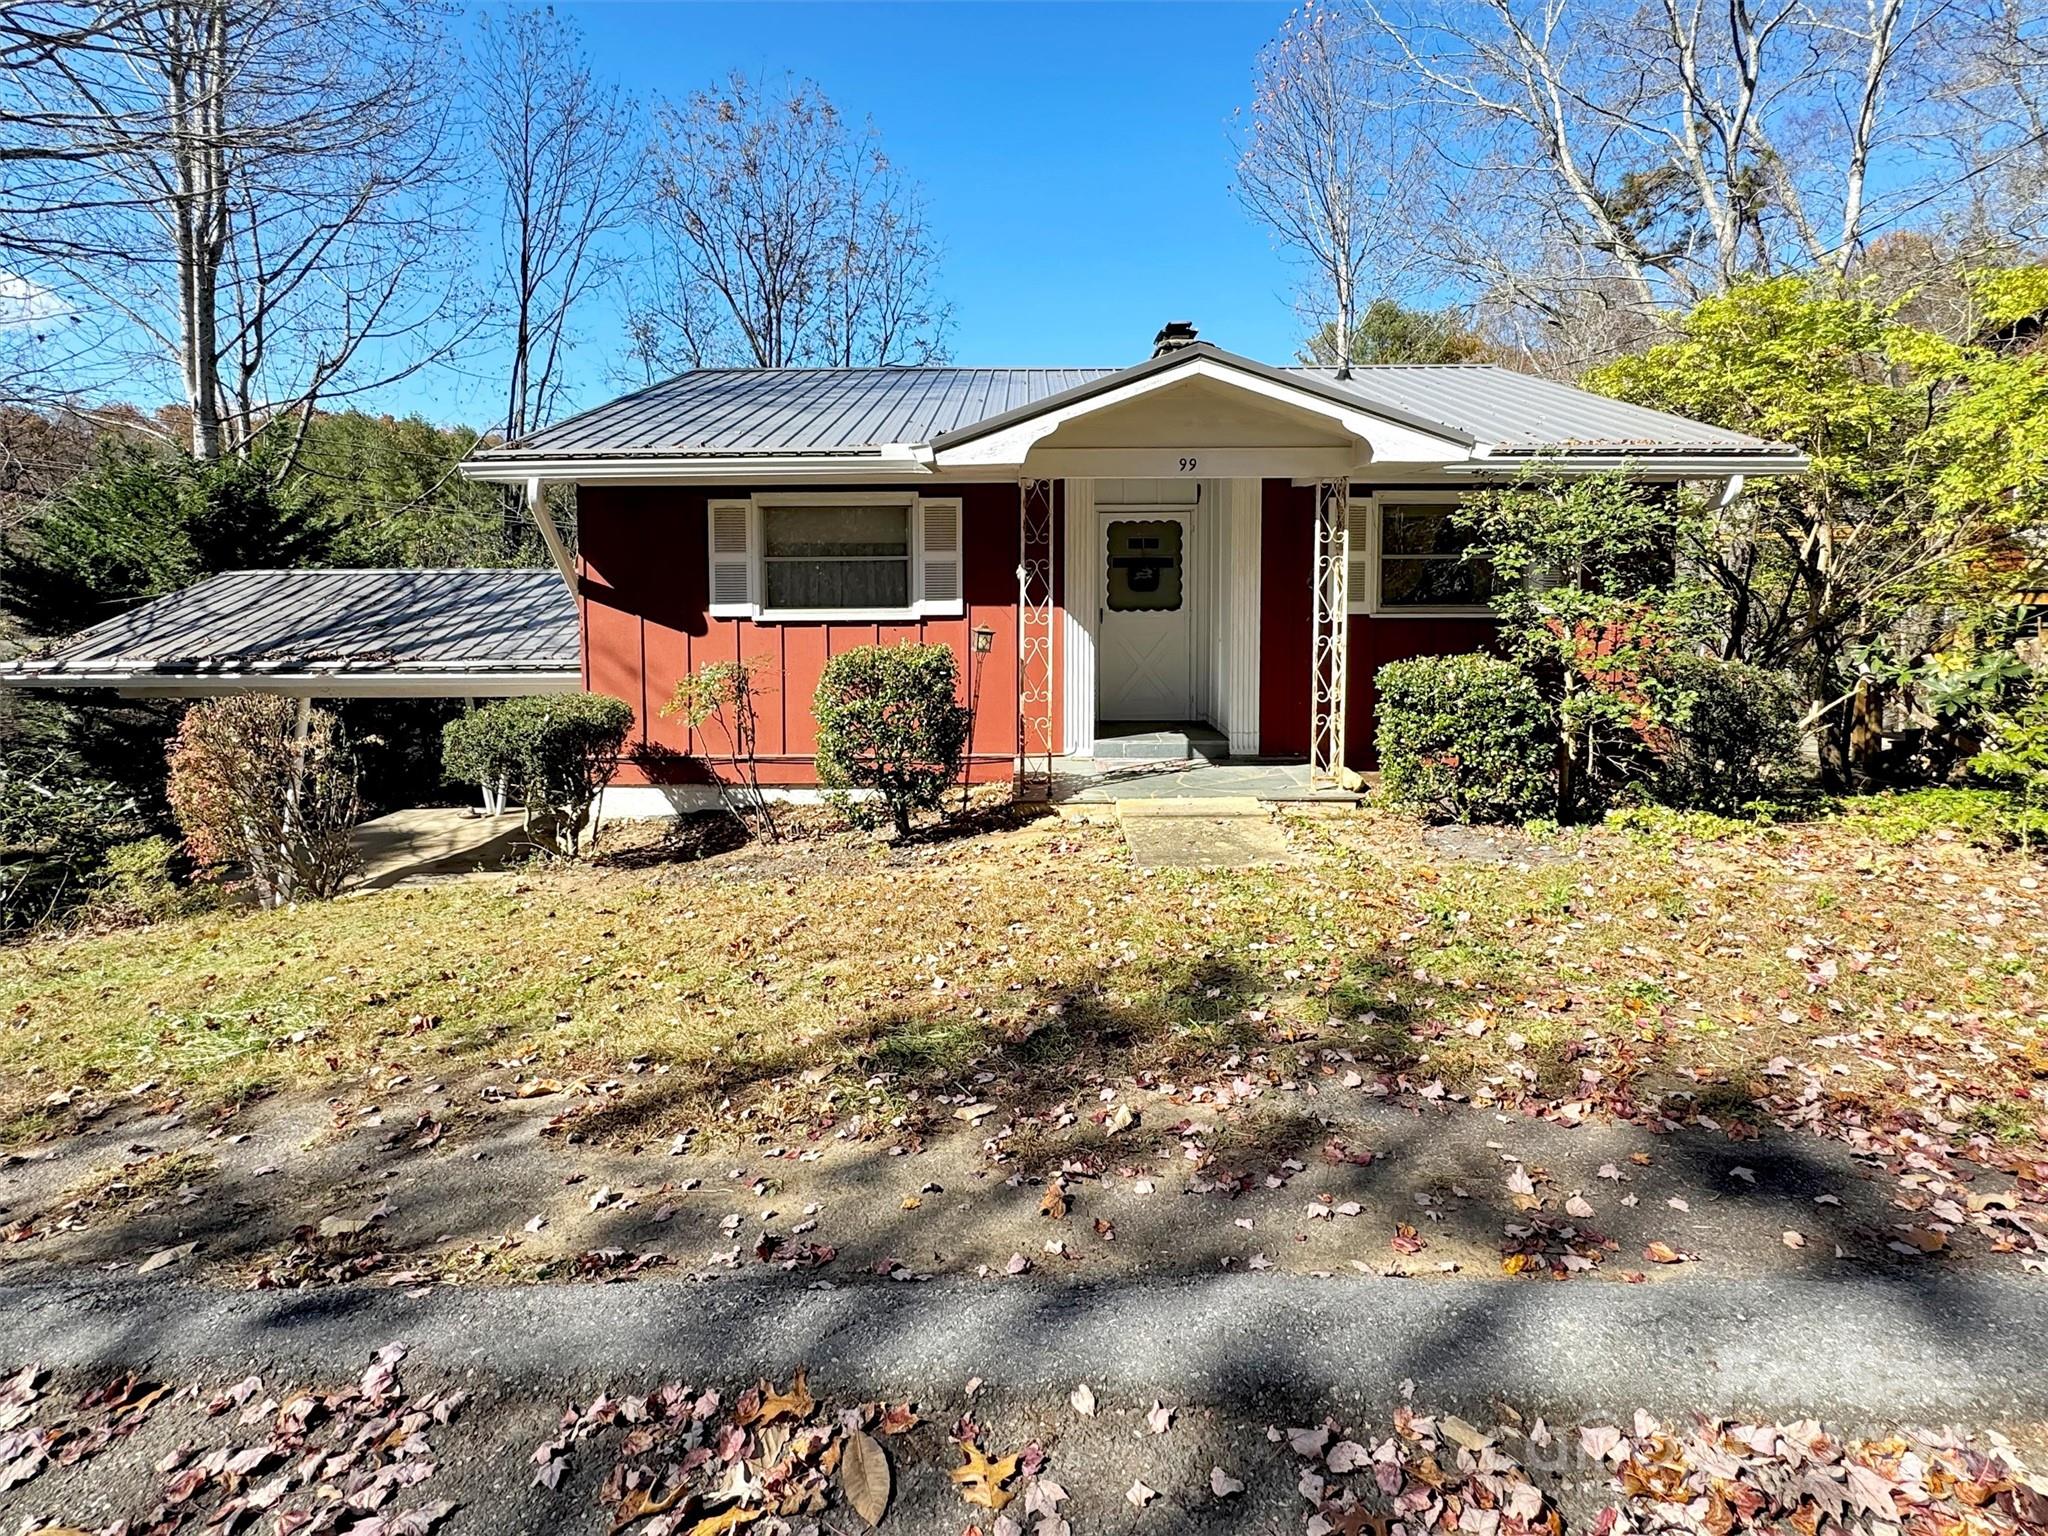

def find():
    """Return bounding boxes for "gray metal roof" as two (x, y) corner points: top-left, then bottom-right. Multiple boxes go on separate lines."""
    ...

(0, 568), (579, 690)
(473, 345), (1785, 462)
(1302, 366), (1769, 453)
(499, 367), (1113, 457)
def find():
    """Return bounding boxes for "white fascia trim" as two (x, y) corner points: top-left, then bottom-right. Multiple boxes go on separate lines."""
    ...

(1447, 451), (1809, 477)
(929, 357), (1468, 470)
(462, 453), (934, 485)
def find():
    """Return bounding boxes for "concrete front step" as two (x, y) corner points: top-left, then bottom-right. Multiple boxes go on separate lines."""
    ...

(1090, 722), (1229, 762)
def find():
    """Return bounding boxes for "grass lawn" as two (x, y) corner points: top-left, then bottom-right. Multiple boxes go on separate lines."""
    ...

(1, 791), (2043, 1157)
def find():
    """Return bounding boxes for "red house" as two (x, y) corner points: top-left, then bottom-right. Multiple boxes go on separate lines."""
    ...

(461, 328), (1801, 813)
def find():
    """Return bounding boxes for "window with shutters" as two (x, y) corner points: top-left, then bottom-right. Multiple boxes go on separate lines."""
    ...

(705, 494), (963, 620)
(1350, 490), (1495, 615)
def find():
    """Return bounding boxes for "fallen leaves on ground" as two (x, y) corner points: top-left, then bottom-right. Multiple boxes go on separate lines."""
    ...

(536, 1369), (918, 1536)
(0, 1345), (462, 1533)
(1280, 1402), (2048, 1536)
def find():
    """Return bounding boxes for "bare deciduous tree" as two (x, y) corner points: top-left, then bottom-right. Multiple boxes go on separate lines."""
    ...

(0, 0), (466, 465)
(1244, 0), (2046, 371)
(474, 6), (638, 443)
(1234, 2), (1436, 372)
(633, 73), (948, 372)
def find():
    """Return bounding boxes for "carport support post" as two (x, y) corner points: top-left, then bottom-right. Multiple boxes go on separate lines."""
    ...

(1309, 479), (1350, 788)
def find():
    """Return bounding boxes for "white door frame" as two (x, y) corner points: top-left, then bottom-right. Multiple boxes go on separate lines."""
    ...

(1097, 505), (1196, 722)
(1060, 478), (1261, 757)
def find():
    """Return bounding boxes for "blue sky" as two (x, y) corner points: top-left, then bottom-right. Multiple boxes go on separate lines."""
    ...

(405, 1), (1304, 424)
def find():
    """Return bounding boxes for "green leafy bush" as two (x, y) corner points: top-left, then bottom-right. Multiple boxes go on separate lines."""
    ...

(80, 836), (213, 927)
(1842, 787), (2048, 848)
(0, 753), (149, 931)
(442, 693), (634, 857)
(1375, 654), (1556, 823)
(168, 695), (362, 907)
(1650, 654), (1804, 812)
(1970, 670), (2048, 849)
(812, 643), (971, 837)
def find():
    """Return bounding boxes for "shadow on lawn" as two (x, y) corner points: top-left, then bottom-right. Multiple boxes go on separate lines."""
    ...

(0, 919), (1997, 1331)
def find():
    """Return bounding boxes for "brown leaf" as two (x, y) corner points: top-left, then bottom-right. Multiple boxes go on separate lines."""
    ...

(1644, 1241), (1686, 1264)
(1040, 1182), (1068, 1221)
(838, 1430), (890, 1526)
(684, 1509), (760, 1536)
(950, 1442), (1019, 1511)
(742, 1369), (813, 1427)
(609, 1481), (686, 1534)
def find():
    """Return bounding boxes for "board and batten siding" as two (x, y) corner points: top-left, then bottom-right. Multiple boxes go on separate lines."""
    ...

(1256, 480), (1498, 771)
(578, 482), (1059, 788)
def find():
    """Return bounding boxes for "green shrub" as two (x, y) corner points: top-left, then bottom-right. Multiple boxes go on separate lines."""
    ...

(168, 695), (362, 907)
(81, 836), (213, 927)
(441, 693), (634, 857)
(1971, 670), (2048, 849)
(1840, 787), (2048, 848)
(0, 754), (149, 931)
(812, 642), (971, 837)
(1651, 654), (1805, 812)
(1375, 654), (1556, 823)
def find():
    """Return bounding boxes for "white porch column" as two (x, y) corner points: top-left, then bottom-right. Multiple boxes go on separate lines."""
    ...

(1309, 479), (1350, 786)
(1016, 477), (1057, 800)
(1059, 477), (1097, 757)
(1222, 478), (1262, 756)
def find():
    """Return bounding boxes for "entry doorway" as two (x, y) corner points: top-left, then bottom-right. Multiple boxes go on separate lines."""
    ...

(1098, 510), (1193, 720)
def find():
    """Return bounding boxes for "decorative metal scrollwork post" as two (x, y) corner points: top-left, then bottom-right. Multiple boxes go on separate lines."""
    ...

(1309, 479), (1350, 787)
(1015, 477), (1057, 801)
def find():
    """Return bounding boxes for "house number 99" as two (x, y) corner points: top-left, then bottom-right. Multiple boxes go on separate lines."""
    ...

(1177, 456), (1198, 473)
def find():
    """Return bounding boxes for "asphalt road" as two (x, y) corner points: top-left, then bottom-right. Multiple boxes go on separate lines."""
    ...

(4, 1268), (2042, 1424)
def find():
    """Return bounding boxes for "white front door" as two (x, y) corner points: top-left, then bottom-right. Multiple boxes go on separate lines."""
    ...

(1098, 512), (1193, 720)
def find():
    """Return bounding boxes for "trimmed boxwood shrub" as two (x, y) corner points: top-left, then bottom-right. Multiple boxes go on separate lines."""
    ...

(813, 642), (971, 838)
(1652, 654), (1803, 812)
(442, 693), (634, 857)
(1375, 654), (1556, 823)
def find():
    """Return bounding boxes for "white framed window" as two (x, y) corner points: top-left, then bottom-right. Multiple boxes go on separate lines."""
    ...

(706, 493), (963, 621)
(1349, 489), (1496, 616)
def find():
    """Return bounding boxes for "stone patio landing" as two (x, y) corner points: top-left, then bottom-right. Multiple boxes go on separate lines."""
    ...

(1113, 796), (1294, 870)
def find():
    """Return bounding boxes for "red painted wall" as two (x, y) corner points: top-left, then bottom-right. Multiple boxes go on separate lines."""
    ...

(581, 478), (1492, 786)
(1258, 480), (1314, 758)
(579, 483), (1045, 787)
(1257, 480), (1498, 771)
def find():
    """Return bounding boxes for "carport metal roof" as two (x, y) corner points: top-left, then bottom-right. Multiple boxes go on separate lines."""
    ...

(0, 568), (581, 698)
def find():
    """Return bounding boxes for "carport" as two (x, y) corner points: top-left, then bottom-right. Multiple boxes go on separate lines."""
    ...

(0, 567), (579, 702)
(0, 568), (582, 881)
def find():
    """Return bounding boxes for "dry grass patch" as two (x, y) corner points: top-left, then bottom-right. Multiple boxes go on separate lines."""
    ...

(0, 798), (2041, 1155)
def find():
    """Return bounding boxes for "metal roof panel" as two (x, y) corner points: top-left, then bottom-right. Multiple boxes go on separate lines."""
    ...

(474, 357), (1784, 462)
(1, 568), (578, 680)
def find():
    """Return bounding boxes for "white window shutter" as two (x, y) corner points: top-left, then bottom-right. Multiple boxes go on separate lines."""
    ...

(707, 500), (755, 615)
(917, 498), (963, 614)
(1347, 500), (1371, 613)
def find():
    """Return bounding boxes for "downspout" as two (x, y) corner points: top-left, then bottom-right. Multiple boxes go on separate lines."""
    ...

(526, 476), (576, 594)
